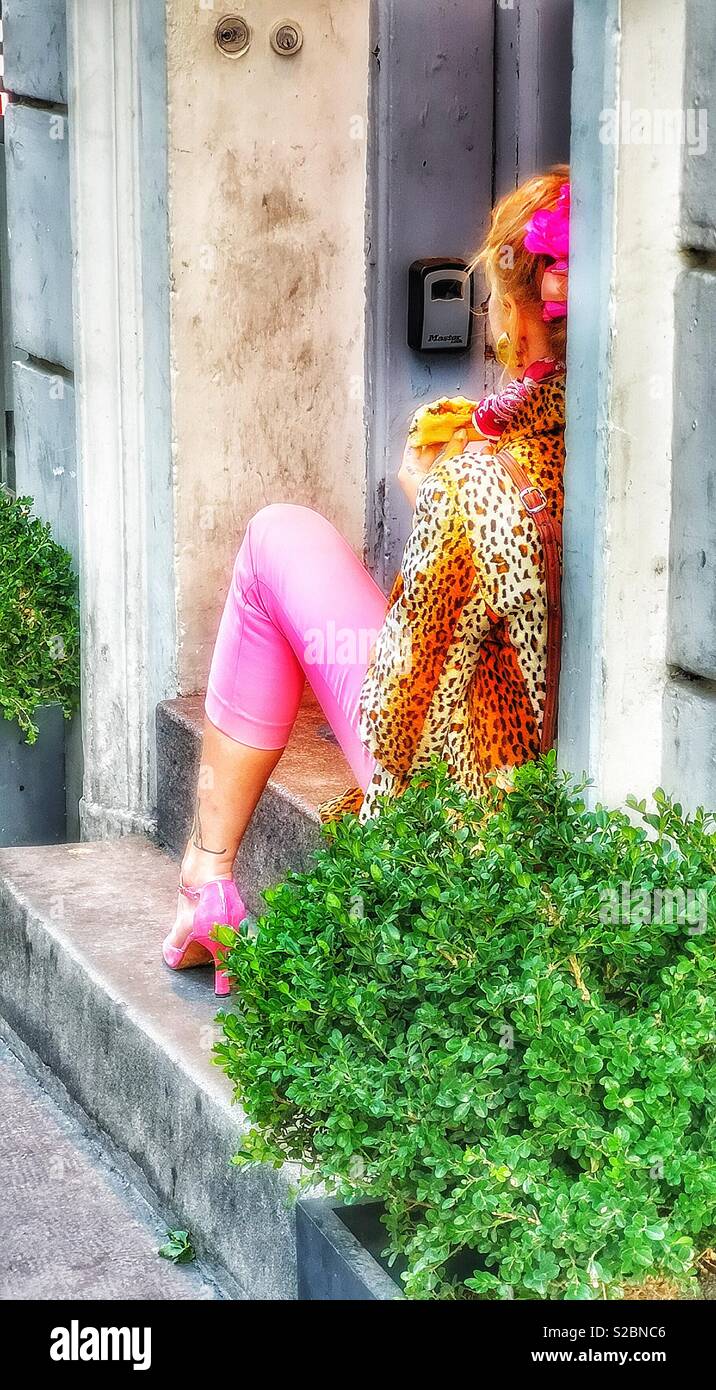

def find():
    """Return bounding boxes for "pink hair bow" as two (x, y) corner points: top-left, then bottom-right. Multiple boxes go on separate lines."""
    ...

(524, 182), (570, 322)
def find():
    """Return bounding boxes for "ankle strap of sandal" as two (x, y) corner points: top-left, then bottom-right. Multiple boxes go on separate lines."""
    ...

(179, 874), (233, 901)
(178, 876), (202, 902)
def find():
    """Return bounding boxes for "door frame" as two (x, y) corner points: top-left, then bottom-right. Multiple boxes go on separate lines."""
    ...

(66, 0), (175, 836)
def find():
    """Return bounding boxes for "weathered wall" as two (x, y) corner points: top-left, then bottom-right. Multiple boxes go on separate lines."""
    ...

(12, 359), (76, 566)
(4, 102), (73, 370)
(2, 0), (67, 103)
(663, 0), (716, 804)
(165, 1), (371, 691)
(3, 0), (74, 504)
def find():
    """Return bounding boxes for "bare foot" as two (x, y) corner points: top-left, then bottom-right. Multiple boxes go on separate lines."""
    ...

(166, 844), (235, 952)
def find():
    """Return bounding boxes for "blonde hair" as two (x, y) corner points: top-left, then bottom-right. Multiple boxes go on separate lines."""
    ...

(472, 165), (569, 372)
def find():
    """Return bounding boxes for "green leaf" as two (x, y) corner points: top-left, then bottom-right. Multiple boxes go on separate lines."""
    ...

(212, 925), (238, 947)
(158, 1230), (196, 1264)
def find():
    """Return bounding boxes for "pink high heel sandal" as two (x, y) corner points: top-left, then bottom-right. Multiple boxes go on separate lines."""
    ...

(162, 877), (248, 996)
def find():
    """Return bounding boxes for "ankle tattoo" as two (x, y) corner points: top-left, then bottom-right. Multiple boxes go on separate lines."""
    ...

(191, 802), (228, 857)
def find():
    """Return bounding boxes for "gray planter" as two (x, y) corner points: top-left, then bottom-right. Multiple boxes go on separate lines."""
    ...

(0, 703), (67, 846)
(296, 1199), (404, 1301)
(297, 1198), (489, 1300)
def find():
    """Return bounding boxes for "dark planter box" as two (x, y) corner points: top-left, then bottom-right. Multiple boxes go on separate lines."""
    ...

(297, 1198), (490, 1300)
(0, 703), (67, 846)
(296, 1199), (404, 1301)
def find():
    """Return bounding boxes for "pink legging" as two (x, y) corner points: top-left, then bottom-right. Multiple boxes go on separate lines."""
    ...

(205, 504), (387, 791)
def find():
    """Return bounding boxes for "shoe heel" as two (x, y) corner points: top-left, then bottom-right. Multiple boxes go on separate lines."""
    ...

(165, 877), (247, 995)
(193, 933), (233, 996)
(214, 964), (232, 998)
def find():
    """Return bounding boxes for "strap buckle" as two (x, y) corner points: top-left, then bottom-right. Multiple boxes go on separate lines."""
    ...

(519, 485), (548, 514)
(178, 876), (201, 902)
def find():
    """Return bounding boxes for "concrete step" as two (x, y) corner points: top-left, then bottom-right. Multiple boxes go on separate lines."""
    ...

(156, 692), (352, 913)
(0, 835), (297, 1299)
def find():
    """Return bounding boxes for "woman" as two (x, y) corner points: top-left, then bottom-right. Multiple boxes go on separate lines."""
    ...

(163, 168), (570, 994)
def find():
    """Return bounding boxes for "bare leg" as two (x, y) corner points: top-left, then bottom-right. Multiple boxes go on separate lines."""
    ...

(165, 505), (386, 957)
(166, 717), (284, 950)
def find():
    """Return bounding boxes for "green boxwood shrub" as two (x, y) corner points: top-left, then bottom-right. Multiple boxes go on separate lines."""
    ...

(0, 490), (80, 742)
(215, 757), (716, 1300)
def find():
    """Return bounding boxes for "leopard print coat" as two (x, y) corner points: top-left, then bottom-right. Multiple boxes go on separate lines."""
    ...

(321, 374), (566, 822)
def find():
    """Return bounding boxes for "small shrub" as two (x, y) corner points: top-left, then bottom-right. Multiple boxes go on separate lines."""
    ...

(158, 1230), (195, 1265)
(215, 757), (716, 1300)
(0, 490), (80, 741)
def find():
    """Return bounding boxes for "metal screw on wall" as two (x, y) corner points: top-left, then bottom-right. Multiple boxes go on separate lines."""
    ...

(214, 15), (252, 58)
(270, 21), (304, 56)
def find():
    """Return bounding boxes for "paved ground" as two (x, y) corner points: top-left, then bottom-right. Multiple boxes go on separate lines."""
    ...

(0, 1038), (229, 1300)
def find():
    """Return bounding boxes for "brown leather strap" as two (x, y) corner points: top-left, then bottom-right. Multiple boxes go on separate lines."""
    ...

(494, 448), (563, 753)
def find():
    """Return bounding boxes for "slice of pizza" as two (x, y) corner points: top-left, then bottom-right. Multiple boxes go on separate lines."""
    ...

(408, 396), (482, 450)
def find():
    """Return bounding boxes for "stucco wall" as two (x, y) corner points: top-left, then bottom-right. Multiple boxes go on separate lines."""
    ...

(165, 1), (370, 691)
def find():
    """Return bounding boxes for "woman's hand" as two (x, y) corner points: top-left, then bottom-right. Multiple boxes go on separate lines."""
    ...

(397, 429), (470, 510)
(398, 441), (443, 510)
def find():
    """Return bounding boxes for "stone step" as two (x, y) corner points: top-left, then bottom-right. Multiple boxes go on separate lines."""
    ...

(0, 835), (297, 1299)
(156, 692), (352, 913)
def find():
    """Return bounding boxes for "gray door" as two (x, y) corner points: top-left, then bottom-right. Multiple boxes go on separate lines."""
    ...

(366, 0), (574, 589)
(1, 0), (77, 560)
(0, 15), (12, 488)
